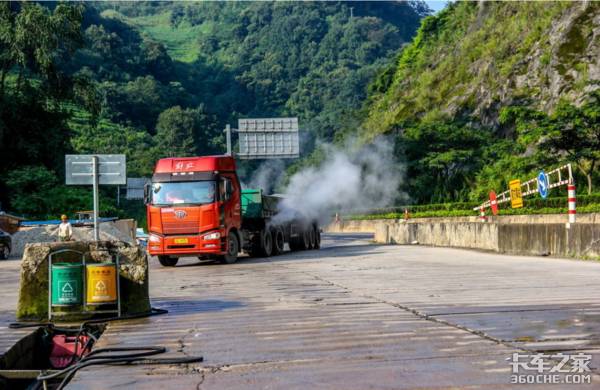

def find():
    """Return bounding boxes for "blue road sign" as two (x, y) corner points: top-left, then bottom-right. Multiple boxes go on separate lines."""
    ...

(538, 170), (548, 199)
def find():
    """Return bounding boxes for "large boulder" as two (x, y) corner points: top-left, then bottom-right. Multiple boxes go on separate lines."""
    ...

(17, 241), (150, 322)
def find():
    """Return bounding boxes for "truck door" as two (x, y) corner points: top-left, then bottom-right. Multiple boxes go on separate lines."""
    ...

(220, 174), (242, 233)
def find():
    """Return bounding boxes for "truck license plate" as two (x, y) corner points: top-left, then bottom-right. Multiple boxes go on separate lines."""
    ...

(174, 238), (188, 244)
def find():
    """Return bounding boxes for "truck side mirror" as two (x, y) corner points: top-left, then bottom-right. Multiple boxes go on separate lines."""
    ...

(143, 182), (151, 205)
(226, 180), (235, 195)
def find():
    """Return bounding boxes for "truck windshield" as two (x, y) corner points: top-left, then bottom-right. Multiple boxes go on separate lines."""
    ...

(151, 181), (217, 206)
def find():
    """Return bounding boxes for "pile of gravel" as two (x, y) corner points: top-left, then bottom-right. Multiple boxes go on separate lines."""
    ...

(11, 223), (136, 258)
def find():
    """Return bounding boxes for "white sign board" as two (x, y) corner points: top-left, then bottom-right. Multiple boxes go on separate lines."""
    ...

(237, 118), (299, 159)
(66, 155), (126, 185)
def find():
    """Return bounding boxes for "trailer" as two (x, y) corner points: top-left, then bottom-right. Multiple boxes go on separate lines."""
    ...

(144, 156), (320, 267)
(241, 189), (320, 258)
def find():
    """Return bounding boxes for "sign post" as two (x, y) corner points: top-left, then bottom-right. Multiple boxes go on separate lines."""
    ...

(93, 156), (100, 240)
(66, 155), (126, 241)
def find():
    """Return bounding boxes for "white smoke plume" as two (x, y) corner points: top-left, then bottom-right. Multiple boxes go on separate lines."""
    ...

(240, 159), (286, 194)
(271, 137), (407, 226)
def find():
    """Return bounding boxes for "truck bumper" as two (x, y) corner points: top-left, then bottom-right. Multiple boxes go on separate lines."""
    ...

(148, 234), (223, 257)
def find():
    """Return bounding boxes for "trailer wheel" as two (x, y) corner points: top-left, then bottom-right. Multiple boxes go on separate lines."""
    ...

(290, 228), (309, 251)
(218, 232), (239, 264)
(271, 227), (285, 256)
(313, 225), (321, 249)
(158, 255), (178, 267)
(307, 227), (315, 250)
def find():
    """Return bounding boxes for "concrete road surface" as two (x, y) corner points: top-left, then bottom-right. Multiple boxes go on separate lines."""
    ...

(1, 233), (599, 389)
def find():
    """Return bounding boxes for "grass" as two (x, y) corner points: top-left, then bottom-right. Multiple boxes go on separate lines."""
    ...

(141, 25), (206, 63)
(100, 9), (206, 63)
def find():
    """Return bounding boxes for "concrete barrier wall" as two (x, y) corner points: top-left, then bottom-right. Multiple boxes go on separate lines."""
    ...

(375, 222), (600, 258)
(324, 213), (600, 234)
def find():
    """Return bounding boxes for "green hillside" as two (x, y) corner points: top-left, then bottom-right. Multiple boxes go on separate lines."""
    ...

(357, 1), (600, 206)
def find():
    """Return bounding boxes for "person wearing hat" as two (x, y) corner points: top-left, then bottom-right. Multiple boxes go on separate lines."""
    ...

(58, 215), (73, 242)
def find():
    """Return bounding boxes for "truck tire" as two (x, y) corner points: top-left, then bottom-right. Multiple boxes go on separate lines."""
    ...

(218, 232), (239, 264)
(250, 228), (273, 257)
(158, 255), (178, 267)
(271, 227), (284, 256)
(307, 227), (315, 250)
(290, 228), (309, 251)
(313, 225), (321, 249)
(260, 229), (273, 257)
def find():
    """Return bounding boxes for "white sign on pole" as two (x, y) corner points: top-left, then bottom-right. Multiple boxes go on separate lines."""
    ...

(65, 155), (126, 240)
(237, 118), (299, 159)
(66, 155), (126, 185)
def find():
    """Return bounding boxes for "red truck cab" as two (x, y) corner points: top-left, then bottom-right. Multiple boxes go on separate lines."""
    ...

(144, 156), (242, 266)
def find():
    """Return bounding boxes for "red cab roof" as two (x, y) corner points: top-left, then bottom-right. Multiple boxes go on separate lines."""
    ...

(154, 156), (237, 174)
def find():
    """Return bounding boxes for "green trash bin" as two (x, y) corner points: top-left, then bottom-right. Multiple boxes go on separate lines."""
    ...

(51, 263), (83, 307)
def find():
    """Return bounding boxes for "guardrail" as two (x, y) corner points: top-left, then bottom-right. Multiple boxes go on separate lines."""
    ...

(473, 164), (575, 223)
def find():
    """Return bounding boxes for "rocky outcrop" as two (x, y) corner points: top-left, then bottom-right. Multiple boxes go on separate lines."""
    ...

(471, 2), (600, 132)
(374, 2), (600, 135)
(17, 241), (150, 322)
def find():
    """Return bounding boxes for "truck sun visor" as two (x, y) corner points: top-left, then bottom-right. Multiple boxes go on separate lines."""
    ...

(152, 171), (218, 182)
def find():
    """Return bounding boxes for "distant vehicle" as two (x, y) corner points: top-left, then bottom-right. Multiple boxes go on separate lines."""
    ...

(144, 156), (320, 267)
(0, 229), (12, 259)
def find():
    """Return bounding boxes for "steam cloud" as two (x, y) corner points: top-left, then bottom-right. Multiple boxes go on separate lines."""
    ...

(240, 159), (286, 194)
(267, 137), (406, 226)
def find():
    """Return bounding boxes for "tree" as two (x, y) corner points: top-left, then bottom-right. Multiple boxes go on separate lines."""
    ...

(193, 104), (224, 156)
(142, 40), (172, 82)
(0, 2), (99, 211)
(395, 120), (495, 203)
(0, 2), (98, 112)
(501, 88), (600, 194)
(5, 166), (120, 220)
(155, 106), (196, 157)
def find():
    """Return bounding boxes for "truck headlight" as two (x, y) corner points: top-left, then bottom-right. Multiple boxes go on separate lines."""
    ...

(203, 232), (220, 240)
(149, 235), (161, 242)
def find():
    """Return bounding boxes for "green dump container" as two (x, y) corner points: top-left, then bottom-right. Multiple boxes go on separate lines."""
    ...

(51, 263), (83, 307)
(241, 189), (281, 218)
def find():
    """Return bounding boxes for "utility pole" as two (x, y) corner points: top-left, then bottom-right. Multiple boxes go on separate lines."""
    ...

(349, 7), (354, 18)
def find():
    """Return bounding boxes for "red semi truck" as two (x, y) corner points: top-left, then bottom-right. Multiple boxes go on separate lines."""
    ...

(144, 156), (320, 267)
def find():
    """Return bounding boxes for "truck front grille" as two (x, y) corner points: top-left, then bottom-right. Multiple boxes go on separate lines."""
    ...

(162, 222), (199, 234)
(167, 245), (196, 249)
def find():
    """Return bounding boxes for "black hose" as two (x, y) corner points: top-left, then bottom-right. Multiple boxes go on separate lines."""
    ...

(37, 347), (203, 390)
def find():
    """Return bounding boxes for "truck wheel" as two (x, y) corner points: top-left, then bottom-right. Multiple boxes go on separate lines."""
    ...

(219, 232), (239, 264)
(260, 229), (273, 257)
(271, 227), (284, 256)
(301, 227), (309, 250)
(158, 255), (178, 267)
(249, 229), (272, 258)
(307, 227), (315, 250)
(313, 225), (321, 249)
(290, 229), (309, 251)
